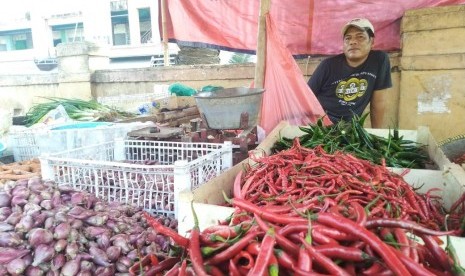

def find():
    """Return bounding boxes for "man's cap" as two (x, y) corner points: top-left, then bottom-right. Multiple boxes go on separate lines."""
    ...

(341, 18), (375, 36)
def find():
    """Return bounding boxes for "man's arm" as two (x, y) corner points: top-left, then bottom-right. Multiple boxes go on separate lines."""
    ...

(370, 89), (387, 128)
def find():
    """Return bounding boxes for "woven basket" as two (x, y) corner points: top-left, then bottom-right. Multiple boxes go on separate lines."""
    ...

(438, 134), (465, 162)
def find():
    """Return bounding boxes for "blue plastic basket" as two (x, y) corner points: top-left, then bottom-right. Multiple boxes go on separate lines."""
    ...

(50, 122), (113, 131)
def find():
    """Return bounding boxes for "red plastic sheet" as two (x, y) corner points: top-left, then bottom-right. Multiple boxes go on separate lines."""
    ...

(163, 0), (465, 55)
(258, 14), (331, 134)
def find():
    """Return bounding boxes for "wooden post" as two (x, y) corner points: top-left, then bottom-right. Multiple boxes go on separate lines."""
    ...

(161, 0), (170, 66)
(253, 0), (270, 89)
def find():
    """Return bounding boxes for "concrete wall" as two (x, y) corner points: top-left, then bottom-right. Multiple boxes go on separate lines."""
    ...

(400, 4), (465, 141)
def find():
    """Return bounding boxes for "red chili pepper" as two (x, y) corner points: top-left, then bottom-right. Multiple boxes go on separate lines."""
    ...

(249, 228), (276, 276)
(314, 244), (371, 262)
(297, 246), (312, 272)
(178, 259), (187, 276)
(254, 213), (300, 254)
(242, 170), (262, 191)
(424, 267), (454, 276)
(188, 203), (209, 276)
(314, 224), (356, 241)
(314, 213), (411, 276)
(139, 257), (181, 276)
(335, 189), (364, 203)
(278, 167), (289, 189)
(269, 253), (279, 276)
(277, 222), (308, 236)
(393, 228), (410, 257)
(246, 240), (260, 255)
(419, 234), (452, 273)
(200, 223), (246, 243)
(361, 262), (385, 275)
(409, 239), (419, 263)
(350, 201), (367, 225)
(233, 170), (243, 199)
(232, 250), (255, 270)
(277, 221), (353, 243)
(129, 254), (158, 274)
(274, 248), (296, 270)
(150, 255), (159, 266)
(393, 248), (436, 276)
(143, 212), (189, 248)
(406, 189), (428, 220)
(376, 268), (396, 275)
(163, 261), (181, 276)
(201, 244), (228, 258)
(206, 228), (260, 265)
(205, 265), (225, 276)
(364, 218), (457, 236)
(379, 227), (396, 245)
(416, 243), (438, 269)
(311, 227), (339, 246)
(228, 259), (242, 276)
(344, 262), (357, 276)
(299, 236), (351, 276)
(227, 195), (307, 225)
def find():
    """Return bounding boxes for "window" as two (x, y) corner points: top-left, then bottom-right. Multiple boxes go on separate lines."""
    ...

(138, 8), (152, 43)
(52, 23), (84, 46)
(111, 9), (130, 45)
(0, 29), (33, 51)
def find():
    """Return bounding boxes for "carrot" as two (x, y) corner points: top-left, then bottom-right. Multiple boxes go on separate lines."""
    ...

(1, 165), (32, 172)
(0, 173), (40, 180)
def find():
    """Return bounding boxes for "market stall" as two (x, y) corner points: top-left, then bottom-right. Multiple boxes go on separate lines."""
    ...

(1, 1), (465, 275)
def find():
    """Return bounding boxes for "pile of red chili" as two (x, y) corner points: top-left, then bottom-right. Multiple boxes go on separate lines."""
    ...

(453, 152), (465, 166)
(131, 138), (465, 275)
(234, 139), (464, 232)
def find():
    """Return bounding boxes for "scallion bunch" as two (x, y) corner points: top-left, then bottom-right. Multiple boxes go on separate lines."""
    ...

(25, 97), (136, 126)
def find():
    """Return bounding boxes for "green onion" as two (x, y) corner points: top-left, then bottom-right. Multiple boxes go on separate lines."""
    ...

(25, 97), (136, 126)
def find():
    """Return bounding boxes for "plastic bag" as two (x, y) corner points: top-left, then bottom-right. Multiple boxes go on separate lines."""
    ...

(168, 83), (197, 96)
(200, 85), (224, 92)
(37, 104), (72, 126)
(258, 14), (331, 134)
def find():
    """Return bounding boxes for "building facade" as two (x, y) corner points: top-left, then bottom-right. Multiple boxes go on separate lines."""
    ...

(0, 0), (178, 74)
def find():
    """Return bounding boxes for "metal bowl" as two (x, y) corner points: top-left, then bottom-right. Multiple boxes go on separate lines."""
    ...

(194, 87), (265, 130)
(439, 134), (465, 162)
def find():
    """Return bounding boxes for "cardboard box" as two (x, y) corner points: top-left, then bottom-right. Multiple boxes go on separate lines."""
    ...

(178, 121), (465, 237)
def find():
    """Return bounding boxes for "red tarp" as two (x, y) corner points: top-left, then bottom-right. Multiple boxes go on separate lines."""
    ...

(162, 1), (465, 133)
(163, 0), (465, 55)
(259, 14), (331, 133)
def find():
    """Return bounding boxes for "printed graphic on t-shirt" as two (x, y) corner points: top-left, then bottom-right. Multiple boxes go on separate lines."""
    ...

(335, 77), (368, 102)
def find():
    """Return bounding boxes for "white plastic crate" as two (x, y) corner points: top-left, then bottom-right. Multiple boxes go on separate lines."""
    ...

(9, 122), (149, 162)
(40, 139), (233, 217)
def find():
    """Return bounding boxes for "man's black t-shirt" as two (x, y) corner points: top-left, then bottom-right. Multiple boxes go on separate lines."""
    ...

(308, 50), (392, 124)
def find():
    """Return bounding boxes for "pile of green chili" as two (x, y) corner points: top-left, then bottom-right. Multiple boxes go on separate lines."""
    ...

(273, 113), (430, 169)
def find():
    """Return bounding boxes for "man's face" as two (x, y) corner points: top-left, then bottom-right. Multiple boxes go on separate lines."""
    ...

(343, 26), (373, 65)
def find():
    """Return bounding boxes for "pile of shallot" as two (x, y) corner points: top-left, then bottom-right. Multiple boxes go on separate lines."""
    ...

(0, 177), (178, 275)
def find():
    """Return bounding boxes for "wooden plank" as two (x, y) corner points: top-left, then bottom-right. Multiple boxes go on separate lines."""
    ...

(161, 0), (170, 66)
(253, 0), (270, 89)
(155, 106), (199, 121)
